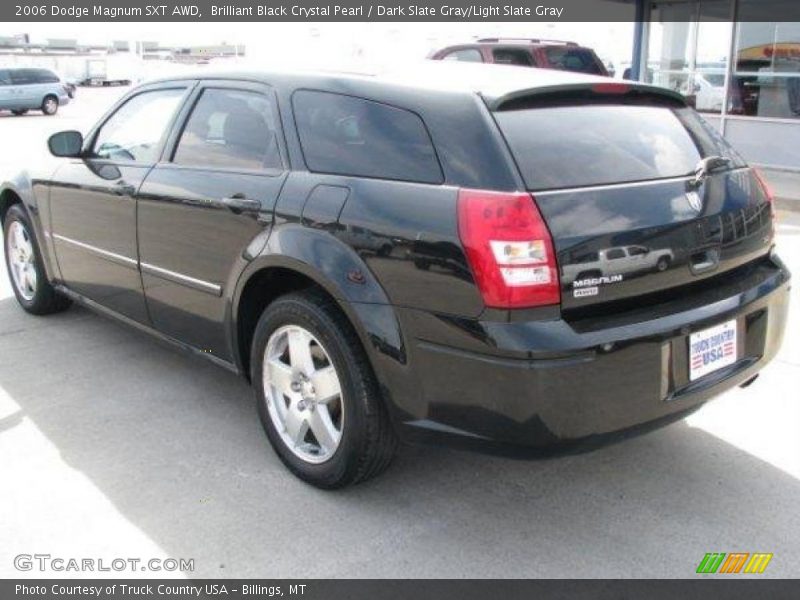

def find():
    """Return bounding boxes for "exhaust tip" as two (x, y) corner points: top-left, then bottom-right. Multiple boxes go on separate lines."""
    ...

(739, 374), (760, 389)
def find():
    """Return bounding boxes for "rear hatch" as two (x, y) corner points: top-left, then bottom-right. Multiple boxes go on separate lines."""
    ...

(492, 86), (775, 315)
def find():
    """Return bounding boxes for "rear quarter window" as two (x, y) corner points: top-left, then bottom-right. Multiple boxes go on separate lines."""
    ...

(443, 49), (483, 62)
(292, 90), (443, 184)
(494, 103), (745, 191)
(33, 69), (60, 83)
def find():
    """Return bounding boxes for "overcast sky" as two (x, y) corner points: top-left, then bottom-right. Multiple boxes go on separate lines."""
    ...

(8, 22), (638, 68)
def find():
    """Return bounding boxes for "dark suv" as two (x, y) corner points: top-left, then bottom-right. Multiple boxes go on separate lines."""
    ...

(430, 38), (609, 76)
(1, 63), (789, 488)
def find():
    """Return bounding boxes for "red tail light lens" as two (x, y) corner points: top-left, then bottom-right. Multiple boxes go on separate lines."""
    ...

(457, 189), (560, 308)
(753, 168), (774, 201)
(753, 168), (775, 206)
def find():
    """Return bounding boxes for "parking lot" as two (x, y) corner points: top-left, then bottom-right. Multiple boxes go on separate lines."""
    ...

(1, 88), (799, 578)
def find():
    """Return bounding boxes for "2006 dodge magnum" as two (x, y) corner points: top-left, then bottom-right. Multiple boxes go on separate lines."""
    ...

(1, 63), (790, 488)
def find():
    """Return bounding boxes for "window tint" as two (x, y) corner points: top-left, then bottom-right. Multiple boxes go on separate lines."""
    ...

(492, 48), (533, 66)
(0, 70), (10, 86)
(544, 47), (605, 75)
(606, 248), (626, 260)
(173, 88), (282, 171)
(9, 69), (36, 85)
(32, 69), (60, 83)
(93, 89), (185, 163)
(293, 91), (442, 184)
(495, 104), (743, 191)
(443, 49), (483, 63)
(627, 246), (648, 256)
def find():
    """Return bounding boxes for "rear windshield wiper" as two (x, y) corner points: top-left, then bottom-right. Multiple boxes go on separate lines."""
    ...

(688, 156), (733, 188)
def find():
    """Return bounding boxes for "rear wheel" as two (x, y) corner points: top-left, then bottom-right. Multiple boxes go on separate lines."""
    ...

(252, 291), (397, 488)
(656, 256), (671, 272)
(41, 95), (58, 116)
(11, 109), (28, 116)
(3, 204), (71, 315)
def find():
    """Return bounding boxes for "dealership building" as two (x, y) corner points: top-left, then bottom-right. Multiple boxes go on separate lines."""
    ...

(624, 0), (800, 192)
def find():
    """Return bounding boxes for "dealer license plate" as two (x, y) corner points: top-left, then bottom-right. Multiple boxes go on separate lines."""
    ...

(689, 319), (738, 381)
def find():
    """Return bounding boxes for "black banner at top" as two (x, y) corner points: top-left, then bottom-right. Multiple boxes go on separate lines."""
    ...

(5, 0), (800, 22)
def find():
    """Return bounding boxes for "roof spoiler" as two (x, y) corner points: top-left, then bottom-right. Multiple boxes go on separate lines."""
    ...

(489, 81), (687, 111)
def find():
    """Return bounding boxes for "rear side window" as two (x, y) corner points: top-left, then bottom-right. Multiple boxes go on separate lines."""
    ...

(495, 103), (744, 191)
(492, 48), (533, 66)
(173, 88), (282, 171)
(443, 49), (483, 62)
(9, 69), (36, 85)
(293, 91), (443, 184)
(0, 70), (10, 86)
(543, 47), (605, 75)
(33, 69), (60, 83)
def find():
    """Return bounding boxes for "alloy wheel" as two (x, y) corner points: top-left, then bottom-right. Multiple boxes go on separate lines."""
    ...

(262, 324), (344, 464)
(7, 221), (37, 301)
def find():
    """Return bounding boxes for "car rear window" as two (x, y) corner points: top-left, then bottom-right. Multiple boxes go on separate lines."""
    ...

(495, 103), (745, 191)
(293, 90), (443, 184)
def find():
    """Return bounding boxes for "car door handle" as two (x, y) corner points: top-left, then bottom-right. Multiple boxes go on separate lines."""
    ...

(219, 194), (262, 213)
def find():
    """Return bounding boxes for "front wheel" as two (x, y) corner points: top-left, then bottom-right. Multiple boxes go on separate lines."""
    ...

(3, 204), (71, 314)
(252, 291), (397, 488)
(41, 95), (58, 115)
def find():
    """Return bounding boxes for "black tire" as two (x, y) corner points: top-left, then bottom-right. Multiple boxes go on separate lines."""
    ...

(11, 109), (28, 116)
(3, 204), (71, 315)
(656, 257), (670, 272)
(252, 291), (397, 489)
(41, 95), (58, 116)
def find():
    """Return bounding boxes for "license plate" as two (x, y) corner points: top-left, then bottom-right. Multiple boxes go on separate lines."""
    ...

(689, 319), (738, 381)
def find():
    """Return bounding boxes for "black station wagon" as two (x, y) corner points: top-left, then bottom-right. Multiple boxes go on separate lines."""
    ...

(1, 63), (790, 488)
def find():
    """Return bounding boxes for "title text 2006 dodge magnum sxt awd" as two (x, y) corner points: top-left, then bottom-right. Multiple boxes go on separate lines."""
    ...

(1, 64), (790, 488)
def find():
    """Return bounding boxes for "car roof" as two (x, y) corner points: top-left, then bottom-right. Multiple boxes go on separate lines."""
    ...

(146, 61), (683, 110)
(474, 38), (582, 47)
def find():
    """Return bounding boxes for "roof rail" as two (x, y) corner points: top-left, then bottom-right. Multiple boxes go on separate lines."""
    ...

(477, 37), (578, 46)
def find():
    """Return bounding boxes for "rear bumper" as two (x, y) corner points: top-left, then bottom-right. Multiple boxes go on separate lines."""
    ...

(392, 255), (791, 450)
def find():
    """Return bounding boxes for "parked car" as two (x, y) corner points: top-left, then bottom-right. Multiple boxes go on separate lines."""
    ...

(0, 67), (71, 115)
(688, 72), (725, 113)
(62, 79), (77, 99)
(1, 63), (789, 488)
(430, 38), (609, 76)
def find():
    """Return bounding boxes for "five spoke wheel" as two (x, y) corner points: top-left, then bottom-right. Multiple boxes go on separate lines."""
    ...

(7, 221), (37, 301)
(263, 325), (344, 464)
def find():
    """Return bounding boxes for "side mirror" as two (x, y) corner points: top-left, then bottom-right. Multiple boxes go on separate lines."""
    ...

(48, 130), (83, 158)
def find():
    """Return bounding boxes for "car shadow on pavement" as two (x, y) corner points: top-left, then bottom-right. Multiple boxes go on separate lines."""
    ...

(1, 297), (798, 578)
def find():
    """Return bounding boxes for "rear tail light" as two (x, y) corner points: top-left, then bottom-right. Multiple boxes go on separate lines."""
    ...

(753, 168), (777, 223)
(457, 188), (560, 308)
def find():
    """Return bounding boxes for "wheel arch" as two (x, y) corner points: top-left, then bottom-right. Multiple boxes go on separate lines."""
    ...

(0, 185), (24, 226)
(230, 246), (406, 394)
